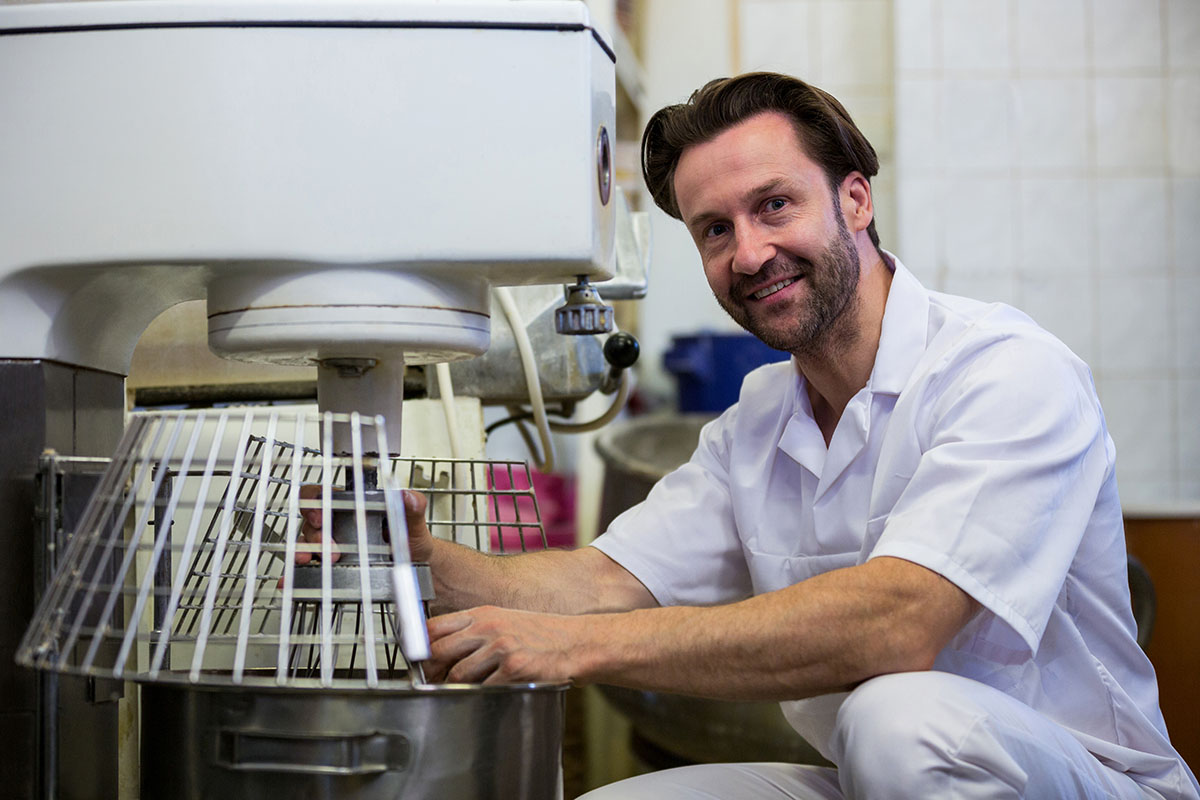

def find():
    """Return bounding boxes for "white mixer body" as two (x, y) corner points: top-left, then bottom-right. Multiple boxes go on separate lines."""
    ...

(0, 0), (616, 371)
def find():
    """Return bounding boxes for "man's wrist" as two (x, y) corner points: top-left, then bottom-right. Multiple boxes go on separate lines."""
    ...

(565, 611), (626, 686)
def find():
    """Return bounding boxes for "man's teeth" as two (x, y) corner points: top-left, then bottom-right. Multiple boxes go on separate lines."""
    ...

(751, 277), (799, 300)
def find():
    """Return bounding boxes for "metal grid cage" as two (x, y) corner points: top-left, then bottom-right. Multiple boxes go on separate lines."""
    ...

(17, 408), (548, 691)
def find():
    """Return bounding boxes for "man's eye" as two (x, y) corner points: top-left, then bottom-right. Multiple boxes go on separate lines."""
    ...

(765, 198), (787, 212)
(705, 223), (729, 238)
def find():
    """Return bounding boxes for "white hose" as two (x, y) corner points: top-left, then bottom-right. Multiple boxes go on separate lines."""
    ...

(548, 368), (631, 433)
(434, 362), (465, 460)
(494, 286), (556, 473)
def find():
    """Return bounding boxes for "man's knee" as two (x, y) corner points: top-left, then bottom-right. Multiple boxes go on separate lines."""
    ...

(835, 671), (969, 748)
(829, 671), (1142, 800)
(832, 671), (992, 798)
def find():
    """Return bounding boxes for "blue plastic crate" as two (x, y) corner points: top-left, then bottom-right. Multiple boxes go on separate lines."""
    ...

(663, 333), (790, 413)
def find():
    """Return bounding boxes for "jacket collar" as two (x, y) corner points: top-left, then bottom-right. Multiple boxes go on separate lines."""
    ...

(865, 254), (929, 397)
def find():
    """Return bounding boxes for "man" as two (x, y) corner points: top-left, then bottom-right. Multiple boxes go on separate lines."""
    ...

(316, 73), (1199, 798)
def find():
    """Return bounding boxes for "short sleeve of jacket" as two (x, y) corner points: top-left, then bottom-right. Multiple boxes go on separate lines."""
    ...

(868, 333), (1115, 656)
(589, 411), (753, 607)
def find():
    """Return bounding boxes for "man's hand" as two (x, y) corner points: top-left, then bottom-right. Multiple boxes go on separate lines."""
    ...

(291, 484), (340, 566)
(392, 488), (436, 563)
(424, 606), (582, 685)
(279, 485), (437, 587)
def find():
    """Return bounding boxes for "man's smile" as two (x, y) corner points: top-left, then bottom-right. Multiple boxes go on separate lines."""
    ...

(749, 275), (802, 301)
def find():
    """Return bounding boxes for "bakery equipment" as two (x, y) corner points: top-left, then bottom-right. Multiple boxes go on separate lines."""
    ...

(21, 408), (566, 799)
(0, 1), (643, 797)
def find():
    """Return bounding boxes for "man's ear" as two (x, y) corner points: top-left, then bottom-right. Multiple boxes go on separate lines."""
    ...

(840, 172), (874, 234)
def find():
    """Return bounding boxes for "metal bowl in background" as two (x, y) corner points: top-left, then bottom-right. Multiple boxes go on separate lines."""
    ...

(594, 415), (826, 768)
(594, 414), (714, 533)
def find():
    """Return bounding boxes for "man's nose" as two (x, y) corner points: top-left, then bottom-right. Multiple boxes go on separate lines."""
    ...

(732, 225), (775, 275)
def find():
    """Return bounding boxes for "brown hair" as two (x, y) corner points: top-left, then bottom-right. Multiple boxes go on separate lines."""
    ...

(641, 72), (882, 247)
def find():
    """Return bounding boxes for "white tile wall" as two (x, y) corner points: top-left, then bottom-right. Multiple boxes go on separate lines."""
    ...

(739, 0), (818, 77)
(942, 176), (1016, 274)
(895, 79), (943, 170)
(833, 87), (895, 163)
(1015, 0), (1088, 73)
(1019, 273), (1096, 364)
(641, 0), (734, 104)
(941, 0), (1010, 72)
(1096, 376), (1177, 498)
(1174, 178), (1200, 275)
(895, 177), (944, 282)
(1093, 77), (1166, 169)
(1094, 177), (1170, 276)
(1179, 378), (1200, 482)
(943, 79), (1014, 171)
(1097, 275), (1172, 373)
(820, 1), (892, 86)
(1176, 276), (1200, 373)
(894, 0), (1198, 504)
(1168, 75), (1200, 173)
(1090, 0), (1164, 72)
(896, 0), (939, 72)
(1167, 0), (1200, 70)
(1014, 79), (1090, 170)
(1017, 177), (1095, 274)
(941, 272), (1019, 306)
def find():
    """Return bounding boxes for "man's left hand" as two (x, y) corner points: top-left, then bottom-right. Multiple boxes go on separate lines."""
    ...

(424, 606), (582, 685)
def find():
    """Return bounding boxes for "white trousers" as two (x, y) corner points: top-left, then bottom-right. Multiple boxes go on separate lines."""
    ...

(579, 672), (1158, 800)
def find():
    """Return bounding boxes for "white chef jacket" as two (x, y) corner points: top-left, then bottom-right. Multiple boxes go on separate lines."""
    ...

(591, 258), (1199, 799)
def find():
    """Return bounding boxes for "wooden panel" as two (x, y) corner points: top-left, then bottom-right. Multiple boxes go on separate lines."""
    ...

(1124, 516), (1200, 770)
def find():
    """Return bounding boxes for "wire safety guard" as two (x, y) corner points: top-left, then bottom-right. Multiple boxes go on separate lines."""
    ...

(16, 408), (548, 691)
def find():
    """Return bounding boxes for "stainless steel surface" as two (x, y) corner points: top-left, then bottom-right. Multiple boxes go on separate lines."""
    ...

(595, 188), (651, 301)
(443, 285), (609, 405)
(317, 359), (405, 456)
(141, 680), (567, 800)
(595, 414), (826, 767)
(0, 360), (124, 800)
(290, 562), (436, 603)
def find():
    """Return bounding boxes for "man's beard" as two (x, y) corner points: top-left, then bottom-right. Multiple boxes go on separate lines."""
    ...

(715, 213), (862, 356)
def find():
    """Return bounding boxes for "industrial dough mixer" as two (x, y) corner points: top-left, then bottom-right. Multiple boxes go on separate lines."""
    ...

(0, 1), (645, 797)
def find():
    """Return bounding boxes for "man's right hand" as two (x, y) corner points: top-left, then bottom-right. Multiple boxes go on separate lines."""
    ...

(293, 484), (435, 565)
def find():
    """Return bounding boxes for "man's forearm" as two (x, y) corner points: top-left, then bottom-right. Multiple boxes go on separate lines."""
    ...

(426, 538), (655, 616)
(564, 556), (979, 701)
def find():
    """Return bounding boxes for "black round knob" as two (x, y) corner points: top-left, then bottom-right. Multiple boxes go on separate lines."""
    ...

(604, 331), (640, 369)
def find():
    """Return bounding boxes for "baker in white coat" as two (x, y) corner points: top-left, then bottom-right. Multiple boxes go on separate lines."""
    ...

(327, 72), (1200, 798)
